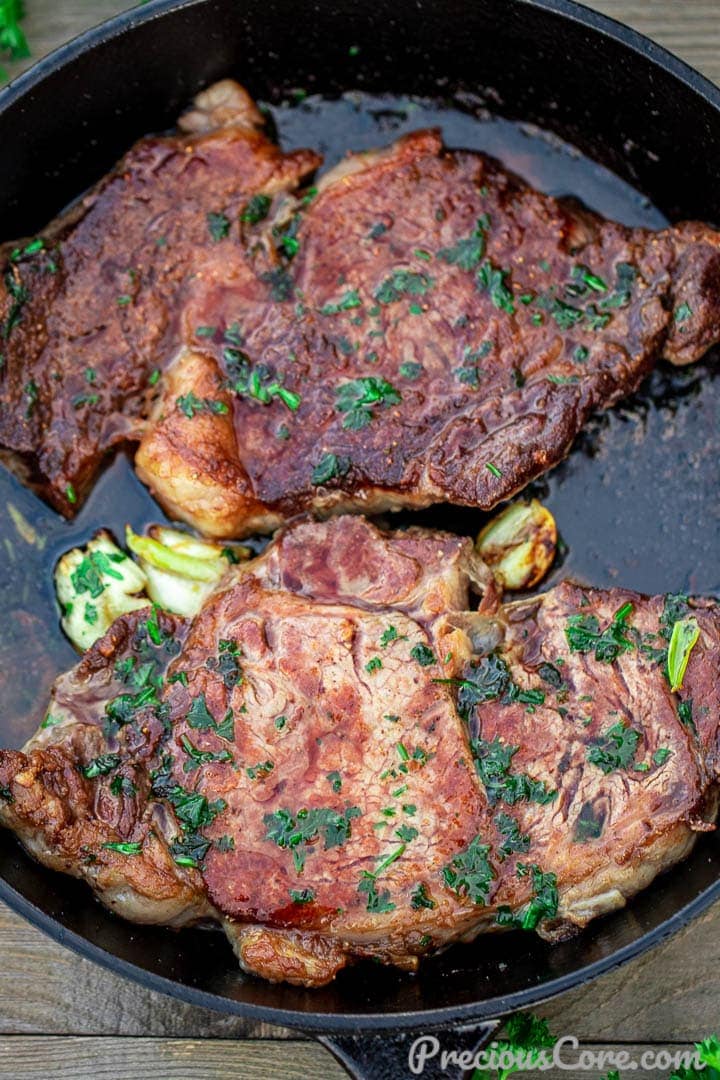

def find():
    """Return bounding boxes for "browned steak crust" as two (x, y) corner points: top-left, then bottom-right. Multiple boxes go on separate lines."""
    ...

(0, 517), (719, 987)
(0, 84), (319, 511)
(2, 83), (720, 533)
(0, 609), (208, 926)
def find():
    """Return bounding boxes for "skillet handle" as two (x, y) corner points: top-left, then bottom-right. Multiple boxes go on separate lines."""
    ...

(316, 1019), (500, 1080)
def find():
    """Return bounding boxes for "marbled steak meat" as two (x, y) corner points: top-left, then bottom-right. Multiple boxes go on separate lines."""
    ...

(1, 82), (720, 535)
(0, 517), (717, 987)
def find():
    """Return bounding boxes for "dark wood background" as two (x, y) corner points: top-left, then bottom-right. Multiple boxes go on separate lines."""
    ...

(1, 2), (719, 1076)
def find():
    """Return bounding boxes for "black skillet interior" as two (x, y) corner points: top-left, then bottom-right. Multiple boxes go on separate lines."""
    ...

(0, 0), (720, 1033)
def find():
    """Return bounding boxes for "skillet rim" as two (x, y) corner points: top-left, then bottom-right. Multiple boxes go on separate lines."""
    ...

(0, 0), (719, 1031)
(1, 870), (720, 1031)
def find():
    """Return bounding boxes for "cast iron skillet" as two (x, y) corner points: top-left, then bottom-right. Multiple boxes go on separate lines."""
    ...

(1, 1), (720, 1076)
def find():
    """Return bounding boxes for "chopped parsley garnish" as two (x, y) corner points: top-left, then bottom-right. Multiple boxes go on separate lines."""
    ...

(543, 296), (584, 329)
(437, 217), (487, 270)
(71, 549), (125, 599)
(674, 302), (693, 324)
(496, 863), (558, 930)
(442, 835), (494, 905)
(565, 601), (635, 663)
(311, 452), (351, 486)
(335, 375), (401, 430)
(104, 686), (161, 735)
(290, 888), (316, 904)
(206, 638), (243, 689)
(486, 462), (502, 478)
(260, 266), (294, 301)
(587, 722), (640, 774)
(181, 734), (233, 773)
(320, 289), (362, 315)
(571, 264), (607, 293)
(2, 266), (29, 340)
(365, 656), (383, 673)
(667, 616), (700, 692)
(222, 348), (300, 411)
(358, 871), (395, 913)
(216, 835), (235, 853)
(213, 710), (233, 741)
(240, 194), (271, 224)
(653, 747), (672, 766)
(72, 392), (100, 409)
(263, 805), (361, 872)
(110, 775), (137, 797)
(495, 812), (530, 860)
(326, 771), (342, 794)
(584, 304), (611, 330)
(374, 269), (433, 305)
(410, 883), (436, 910)
(154, 781), (226, 866)
(380, 625), (407, 647)
(187, 693), (216, 731)
(537, 662), (565, 690)
(471, 736), (556, 807)
(176, 392), (228, 418)
(660, 593), (690, 638)
(410, 643), (436, 666)
(273, 214), (301, 259)
(448, 653), (546, 715)
(103, 841), (143, 856)
(207, 211), (231, 241)
(246, 760), (274, 780)
(170, 833), (211, 867)
(224, 322), (243, 346)
(546, 373), (579, 385)
(573, 801), (605, 842)
(399, 361), (424, 381)
(477, 260), (515, 313)
(82, 754), (121, 779)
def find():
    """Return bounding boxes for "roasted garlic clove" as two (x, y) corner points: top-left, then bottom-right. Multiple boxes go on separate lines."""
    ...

(55, 531), (149, 650)
(126, 525), (248, 617)
(477, 500), (557, 591)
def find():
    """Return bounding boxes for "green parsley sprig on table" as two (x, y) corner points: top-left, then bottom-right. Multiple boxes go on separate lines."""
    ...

(0, 0), (29, 82)
(473, 1013), (556, 1080)
(471, 1015), (720, 1080)
(472, 1015), (720, 1080)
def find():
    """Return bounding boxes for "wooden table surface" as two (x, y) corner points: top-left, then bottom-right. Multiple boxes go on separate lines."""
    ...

(1, 2), (720, 1077)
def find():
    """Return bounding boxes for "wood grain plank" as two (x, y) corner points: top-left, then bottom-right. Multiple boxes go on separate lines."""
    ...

(0, 902), (284, 1038)
(0, 1038), (708, 1080)
(1, 896), (719, 1040)
(589, 1), (720, 85)
(0, 1037), (348, 1079)
(538, 903), (720, 1040)
(2, 1), (720, 88)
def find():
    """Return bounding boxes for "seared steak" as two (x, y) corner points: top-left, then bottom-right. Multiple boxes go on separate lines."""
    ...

(0, 516), (718, 986)
(2, 83), (720, 533)
(0, 82), (320, 510)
